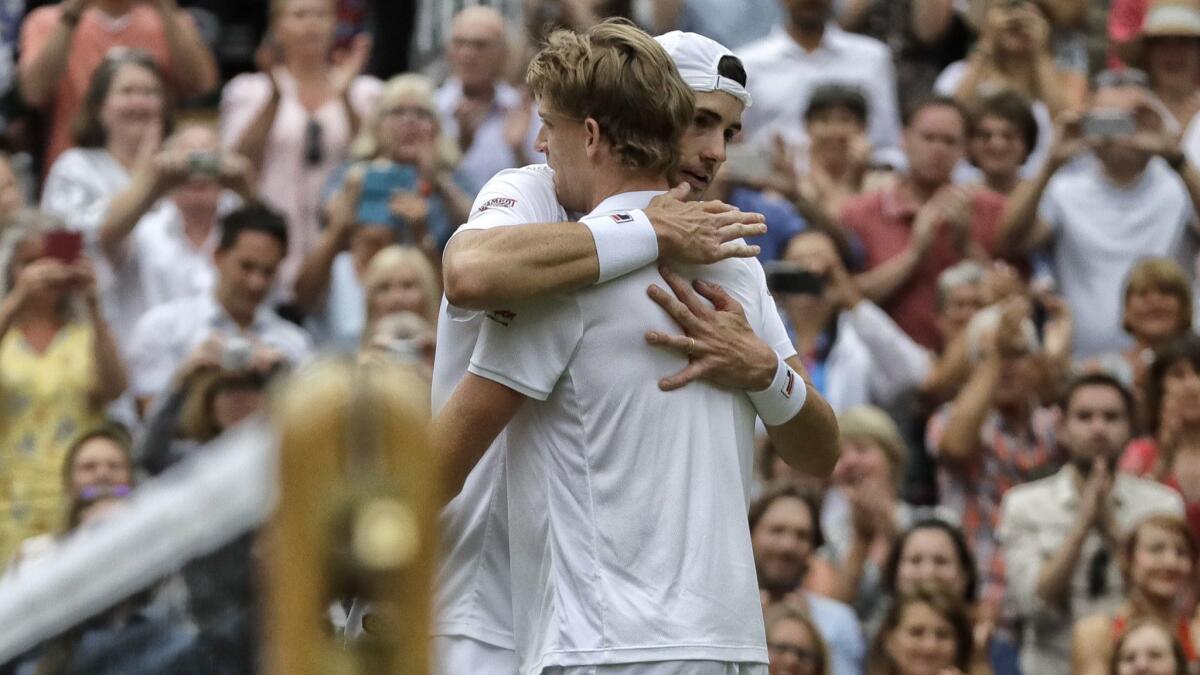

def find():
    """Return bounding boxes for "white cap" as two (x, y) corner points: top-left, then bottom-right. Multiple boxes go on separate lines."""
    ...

(654, 31), (752, 108)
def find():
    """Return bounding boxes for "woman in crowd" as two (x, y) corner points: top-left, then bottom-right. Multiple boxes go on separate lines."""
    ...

(1121, 334), (1200, 547)
(356, 245), (440, 381)
(1109, 618), (1192, 675)
(869, 585), (988, 675)
(879, 520), (979, 638)
(1116, 1), (1200, 154)
(1112, 258), (1194, 398)
(964, 91), (1039, 194)
(40, 49), (174, 232)
(221, 0), (381, 300)
(0, 211), (126, 564)
(1073, 514), (1199, 675)
(766, 602), (832, 675)
(936, 0), (1079, 176)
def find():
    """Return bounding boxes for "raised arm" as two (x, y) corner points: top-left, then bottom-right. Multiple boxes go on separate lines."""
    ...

(154, 0), (220, 97)
(443, 184), (767, 310)
(854, 195), (942, 304)
(998, 114), (1082, 256)
(97, 148), (190, 263)
(78, 262), (128, 405)
(18, 1), (86, 108)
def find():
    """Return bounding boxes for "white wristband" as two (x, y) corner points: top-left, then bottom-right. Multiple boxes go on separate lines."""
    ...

(747, 359), (807, 426)
(581, 209), (658, 283)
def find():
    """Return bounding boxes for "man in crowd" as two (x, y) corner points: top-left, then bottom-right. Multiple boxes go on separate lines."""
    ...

(997, 69), (1200, 359)
(839, 96), (1009, 351)
(750, 483), (865, 675)
(435, 6), (539, 190)
(737, 0), (902, 166)
(94, 123), (256, 347)
(127, 204), (312, 413)
(19, 0), (218, 168)
(998, 373), (1184, 675)
(434, 20), (839, 675)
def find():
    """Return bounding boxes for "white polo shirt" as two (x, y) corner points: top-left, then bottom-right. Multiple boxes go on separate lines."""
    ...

(431, 164), (567, 650)
(468, 190), (796, 674)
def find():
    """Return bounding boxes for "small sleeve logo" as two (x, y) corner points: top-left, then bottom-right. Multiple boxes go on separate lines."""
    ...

(477, 197), (517, 213)
(485, 309), (517, 326)
(611, 212), (634, 224)
(781, 369), (795, 398)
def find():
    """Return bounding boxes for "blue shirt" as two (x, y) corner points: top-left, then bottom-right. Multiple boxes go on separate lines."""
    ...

(730, 187), (807, 263)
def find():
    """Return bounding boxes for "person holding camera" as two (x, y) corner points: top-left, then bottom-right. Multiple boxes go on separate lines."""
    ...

(92, 123), (256, 348)
(0, 210), (127, 563)
(997, 70), (1200, 359)
(127, 204), (312, 415)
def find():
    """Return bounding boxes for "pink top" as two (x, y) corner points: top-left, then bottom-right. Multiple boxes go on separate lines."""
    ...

(219, 68), (381, 300)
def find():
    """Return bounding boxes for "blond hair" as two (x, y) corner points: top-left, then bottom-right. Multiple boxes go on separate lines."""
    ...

(526, 19), (694, 174)
(350, 74), (461, 169)
(363, 245), (441, 326)
(1122, 257), (1194, 335)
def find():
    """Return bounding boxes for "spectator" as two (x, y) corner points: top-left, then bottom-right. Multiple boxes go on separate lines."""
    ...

(926, 297), (1070, 606)
(298, 143), (441, 352)
(436, 6), (539, 191)
(997, 70), (1200, 359)
(93, 123), (256, 347)
(840, 96), (1010, 351)
(0, 210), (126, 563)
(965, 91), (1040, 194)
(775, 231), (930, 411)
(6, 424), (134, 572)
(1116, 0), (1200, 151)
(220, 0), (380, 301)
(1109, 618), (1192, 675)
(997, 373), (1185, 675)
(766, 602), (833, 675)
(821, 406), (931, 620)
(40, 49), (174, 233)
(935, 0), (1081, 178)
(1121, 334), (1200, 545)
(126, 204), (312, 412)
(361, 245), (438, 342)
(751, 481), (866, 675)
(1073, 514), (1199, 675)
(18, 0), (217, 171)
(1108, 257), (1194, 393)
(867, 585), (983, 675)
(881, 520), (978, 630)
(738, 0), (904, 166)
(0, 151), (26, 224)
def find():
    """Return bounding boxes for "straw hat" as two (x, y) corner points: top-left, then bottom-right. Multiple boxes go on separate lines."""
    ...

(1117, 0), (1200, 69)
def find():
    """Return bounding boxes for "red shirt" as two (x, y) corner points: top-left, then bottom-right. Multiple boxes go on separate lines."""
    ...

(839, 185), (1008, 350)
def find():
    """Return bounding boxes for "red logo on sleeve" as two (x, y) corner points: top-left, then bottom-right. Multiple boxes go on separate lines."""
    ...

(486, 309), (517, 326)
(611, 212), (634, 224)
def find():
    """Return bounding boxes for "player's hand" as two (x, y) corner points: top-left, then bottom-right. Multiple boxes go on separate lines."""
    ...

(645, 183), (767, 264)
(644, 265), (779, 392)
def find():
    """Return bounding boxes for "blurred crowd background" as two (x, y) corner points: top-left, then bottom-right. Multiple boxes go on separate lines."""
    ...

(0, 1), (1199, 674)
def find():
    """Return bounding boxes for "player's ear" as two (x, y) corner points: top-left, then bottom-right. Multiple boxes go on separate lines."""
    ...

(583, 117), (602, 158)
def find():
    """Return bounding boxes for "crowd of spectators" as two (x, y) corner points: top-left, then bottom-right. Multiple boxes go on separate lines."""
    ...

(0, 0), (1199, 674)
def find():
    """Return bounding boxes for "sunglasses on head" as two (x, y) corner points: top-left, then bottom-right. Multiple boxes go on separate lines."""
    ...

(305, 118), (324, 167)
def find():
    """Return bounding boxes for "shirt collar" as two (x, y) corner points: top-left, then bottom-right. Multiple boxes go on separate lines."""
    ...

(587, 190), (665, 217)
(204, 291), (273, 334)
(769, 22), (845, 58)
(1052, 464), (1129, 509)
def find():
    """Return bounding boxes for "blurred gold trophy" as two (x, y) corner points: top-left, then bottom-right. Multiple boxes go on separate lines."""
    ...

(264, 359), (436, 675)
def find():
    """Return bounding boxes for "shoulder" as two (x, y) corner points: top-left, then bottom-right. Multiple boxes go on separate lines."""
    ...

(470, 164), (560, 216)
(222, 72), (272, 100)
(805, 592), (861, 629)
(829, 27), (891, 60)
(1000, 473), (1059, 512)
(349, 76), (384, 105)
(20, 6), (58, 37)
(934, 60), (968, 92)
(737, 31), (786, 64)
(1120, 474), (1185, 510)
(838, 189), (887, 225)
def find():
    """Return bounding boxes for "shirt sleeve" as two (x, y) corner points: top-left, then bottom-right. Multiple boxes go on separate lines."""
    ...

(451, 167), (563, 238)
(747, 259), (797, 361)
(219, 74), (271, 151)
(126, 308), (181, 400)
(846, 301), (931, 402)
(17, 9), (55, 94)
(468, 296), (583, 401)
(1037, 176), (1065, 236)
(40, 152), (113, 233)
(997, 490), (1058, 620)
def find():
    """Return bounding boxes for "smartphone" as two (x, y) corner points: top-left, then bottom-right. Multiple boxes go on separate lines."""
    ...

(722, 143), (775, 184)
(765, 263), (825, 296)
(42, 230), (83, 263)
(357, 162), (419, 226)
(1083, 110), (1136, 138)
(187, 151), (220, 178)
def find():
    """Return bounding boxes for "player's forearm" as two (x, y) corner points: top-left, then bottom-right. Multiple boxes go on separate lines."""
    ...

(443, 223), (600, 310)
(434, 373), (525, 504)
(766, 357), (840, 479)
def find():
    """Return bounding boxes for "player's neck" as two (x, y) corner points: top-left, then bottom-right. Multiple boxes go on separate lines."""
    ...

(584, 170), (669, 213)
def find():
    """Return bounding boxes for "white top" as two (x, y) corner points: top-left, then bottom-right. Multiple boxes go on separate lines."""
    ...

(435, 78), (543, 193)
(737, 24), (903, 167)
(933, 60), (1054, 183)
(468, 190), (796, 674)
(126, 291), (313, 402)
(1038, 155), (1197, 358)
(430, 164), (567, 650)
(219, 69), (381, 299)
(998, 468), (1184, 675)
(41, 148), (131, 233)
(102, 195), (237, 349)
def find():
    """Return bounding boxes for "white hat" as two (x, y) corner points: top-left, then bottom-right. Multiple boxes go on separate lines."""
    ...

(654, 31), (752, 108)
